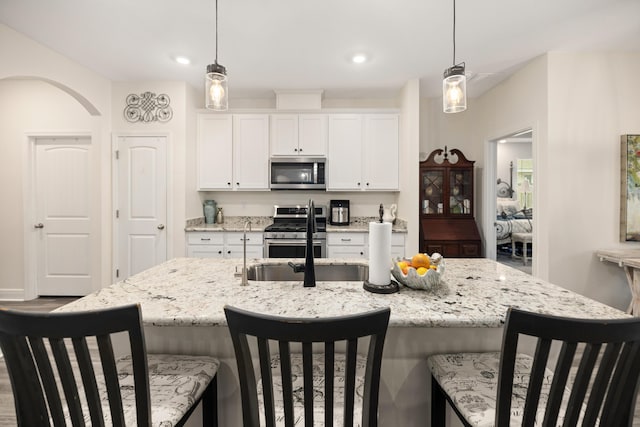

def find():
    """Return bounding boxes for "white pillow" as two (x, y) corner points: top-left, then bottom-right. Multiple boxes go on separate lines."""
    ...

(497, 198), (521, 217)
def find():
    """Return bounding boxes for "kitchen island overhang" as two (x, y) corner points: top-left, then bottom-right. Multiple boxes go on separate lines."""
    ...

(56, 257), (629, 426)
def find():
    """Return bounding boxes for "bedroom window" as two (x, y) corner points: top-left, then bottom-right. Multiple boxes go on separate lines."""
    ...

(516, 158), (533, 211)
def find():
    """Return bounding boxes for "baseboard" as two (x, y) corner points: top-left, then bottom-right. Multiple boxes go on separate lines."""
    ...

(0, 289), (27, 301)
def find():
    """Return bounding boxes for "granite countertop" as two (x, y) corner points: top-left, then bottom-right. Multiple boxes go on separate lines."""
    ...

(185, 216), (408, 233)
(57, 257), (627, 328)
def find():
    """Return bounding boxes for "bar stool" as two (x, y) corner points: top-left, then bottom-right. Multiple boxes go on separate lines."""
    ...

(511, 232), (532, 265)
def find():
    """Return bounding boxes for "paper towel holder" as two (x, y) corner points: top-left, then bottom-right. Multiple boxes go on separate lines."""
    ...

(363, 279), (399, 294)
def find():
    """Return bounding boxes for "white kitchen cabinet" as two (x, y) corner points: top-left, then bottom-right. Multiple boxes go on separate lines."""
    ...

(232, 115), (270, 190)
(197, 114), (233, 190)
(197, 113), (269, 190)
(327, 115), (363, 190)
(391, 233), (406, 259)
(186, 232), (225, 258)
(327, 231), (405, 260)
(363, 115), (399, 190)
(187, 232), (264, 259)
(327, 232), (367, 259)
(270, 114), (327, 156)
(224, 231), (264, 258)
(327, 114), (399, 191)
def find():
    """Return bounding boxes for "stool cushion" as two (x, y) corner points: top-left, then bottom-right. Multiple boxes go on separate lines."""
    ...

(511, 232), (532, 243)
(89, 354), (219, 427)
(428, 352), (579, 427)
(259, 353), (367, 426)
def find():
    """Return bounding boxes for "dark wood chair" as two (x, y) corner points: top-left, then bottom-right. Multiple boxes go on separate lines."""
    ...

(224, 305), (391, 427)
(427, 307), (640, 426)
(0, 304), (219, 427)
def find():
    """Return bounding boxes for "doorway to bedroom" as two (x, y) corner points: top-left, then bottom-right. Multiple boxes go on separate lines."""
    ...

(494, 129), (533, 275)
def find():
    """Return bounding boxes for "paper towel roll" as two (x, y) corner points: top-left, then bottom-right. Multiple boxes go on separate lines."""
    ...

(369, 222), (392, 285)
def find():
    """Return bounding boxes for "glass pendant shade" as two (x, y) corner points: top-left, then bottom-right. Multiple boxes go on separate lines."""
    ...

(205, 62), (228, 110)
(443, 64), (467, 113)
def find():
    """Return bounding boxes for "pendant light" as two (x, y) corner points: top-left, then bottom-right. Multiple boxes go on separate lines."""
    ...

(442, 0), (467, 113)
(205, 0), (228, 110)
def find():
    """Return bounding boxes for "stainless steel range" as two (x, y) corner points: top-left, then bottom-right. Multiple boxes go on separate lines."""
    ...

(264, 204), (327, 258)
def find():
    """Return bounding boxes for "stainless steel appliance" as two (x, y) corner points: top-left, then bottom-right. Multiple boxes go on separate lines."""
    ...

(270, 157), (326, 190)
(329, 199), (350, 225)
(264, 204), (327, 258)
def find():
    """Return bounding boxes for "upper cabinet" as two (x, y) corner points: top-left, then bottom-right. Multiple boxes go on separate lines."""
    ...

(270, 114), (327, 156)
(197, 113), (269, 191)
(327, 114), (399, 191)
(197, 114), (233, 190)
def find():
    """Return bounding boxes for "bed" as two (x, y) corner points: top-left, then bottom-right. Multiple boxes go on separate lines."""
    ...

(496, 198), (532, 246)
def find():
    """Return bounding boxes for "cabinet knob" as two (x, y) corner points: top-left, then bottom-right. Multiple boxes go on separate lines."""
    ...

(366, 182), (370, 186)
(299, 148), (302, 152)
(359, 251), (364, 255)
(227, 182), (231, 186)
(294, 148), (298, 152)
(357, 182), (361, 186)
(34, 223), (44, 229)
(218, 250), (222, 254)
(236, 182), (240, 186)
(227, 250), (231, 254)
(157, 224), (165, 230)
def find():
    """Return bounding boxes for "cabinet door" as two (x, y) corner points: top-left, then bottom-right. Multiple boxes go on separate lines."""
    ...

(197, 114), (233, 190)
(270, 115), (298, 156)
(187, 246), (224, 258)
(363, 114), (399, 190)
(233, 115), (270, 190)
(298, 114), (327, 156)
(327, 115), (363, 190)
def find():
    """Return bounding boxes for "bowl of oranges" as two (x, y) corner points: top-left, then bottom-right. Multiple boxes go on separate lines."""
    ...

(390, 252), (445, 291)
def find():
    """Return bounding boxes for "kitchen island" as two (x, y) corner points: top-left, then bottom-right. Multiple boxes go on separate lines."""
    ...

(58, 257), (627, 426)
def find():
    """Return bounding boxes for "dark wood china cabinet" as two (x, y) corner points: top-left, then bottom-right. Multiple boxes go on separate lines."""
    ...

(419, 147), (482, 257)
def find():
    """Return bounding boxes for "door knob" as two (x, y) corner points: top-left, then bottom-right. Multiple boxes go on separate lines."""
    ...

(157, 224), (165, 230)
(34, 223), (44, 229)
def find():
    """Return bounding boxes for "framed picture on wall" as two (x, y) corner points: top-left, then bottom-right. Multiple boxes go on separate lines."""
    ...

(621, 134), (640, 241)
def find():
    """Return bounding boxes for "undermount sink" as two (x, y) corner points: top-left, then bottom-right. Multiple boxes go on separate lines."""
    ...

(246, 263), (368, 282)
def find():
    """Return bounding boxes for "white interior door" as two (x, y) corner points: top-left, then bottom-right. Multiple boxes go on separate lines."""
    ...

(35, 138), (94, 296)
(116, 136), (167, 280)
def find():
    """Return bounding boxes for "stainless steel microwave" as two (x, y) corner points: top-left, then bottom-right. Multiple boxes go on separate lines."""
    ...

(270, 157), (326, 190)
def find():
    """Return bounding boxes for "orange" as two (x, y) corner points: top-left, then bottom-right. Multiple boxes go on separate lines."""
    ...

(411, 253), (430, 269)
(397, 261), (409, 275)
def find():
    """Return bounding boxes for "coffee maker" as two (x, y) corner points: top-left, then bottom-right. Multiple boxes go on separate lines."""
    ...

(329, 200), (350, 225)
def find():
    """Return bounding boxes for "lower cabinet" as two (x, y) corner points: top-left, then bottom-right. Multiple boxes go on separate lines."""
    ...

(327, 232), (406, 260)
(187, 232), (264, 259)
(328, 233), (367, 259)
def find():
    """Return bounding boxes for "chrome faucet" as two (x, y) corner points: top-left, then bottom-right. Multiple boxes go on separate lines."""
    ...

(241, 220), (251, 286)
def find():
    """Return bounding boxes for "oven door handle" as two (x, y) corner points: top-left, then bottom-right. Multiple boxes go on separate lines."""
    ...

(265, 239), (325, 246)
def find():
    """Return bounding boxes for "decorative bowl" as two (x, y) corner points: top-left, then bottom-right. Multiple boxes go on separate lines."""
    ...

(390, 254), (445, 291)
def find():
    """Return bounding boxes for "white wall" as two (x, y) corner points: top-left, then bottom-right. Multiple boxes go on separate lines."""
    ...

(546, 52), (640, 309)
(0, 24), (112, 297)
(0, 80), (96, 296)
(398, 79), (421, 254)
(111, 81), (189, 258)
(424, 52), (640, 312)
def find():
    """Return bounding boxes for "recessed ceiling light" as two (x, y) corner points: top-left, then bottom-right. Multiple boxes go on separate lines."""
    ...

(352, 54), (367, 64)
(498, 139), (507, 144)
(175, 56), (191, 65)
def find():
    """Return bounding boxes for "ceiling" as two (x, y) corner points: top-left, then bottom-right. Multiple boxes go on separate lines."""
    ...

(1, 0), (639, 102)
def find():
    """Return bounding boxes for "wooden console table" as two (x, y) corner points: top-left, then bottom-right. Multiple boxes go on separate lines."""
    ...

(596, 248), (640, 316)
